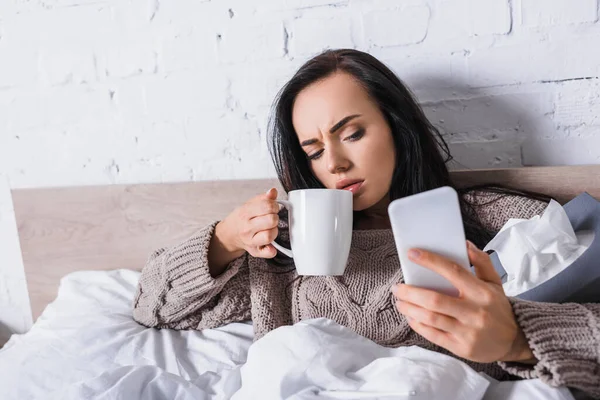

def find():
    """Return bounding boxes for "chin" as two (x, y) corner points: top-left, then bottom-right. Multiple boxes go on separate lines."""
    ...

(352, 195), (376, 212)
(352, 188), (390, 212)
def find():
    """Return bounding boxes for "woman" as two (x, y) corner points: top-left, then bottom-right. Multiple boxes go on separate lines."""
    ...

(133, 49), (599, 397)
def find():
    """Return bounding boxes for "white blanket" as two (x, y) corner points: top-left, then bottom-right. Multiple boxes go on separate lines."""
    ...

(0, 270), (253, 400)
(0, 270), (574, 400)
(234, 318), (574, 400)
(234, 318), (490, 399)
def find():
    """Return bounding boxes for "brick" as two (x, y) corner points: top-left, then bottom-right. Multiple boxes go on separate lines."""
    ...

(217, 20), (285, 64)
(248, 0), (347, 12)
(36, 6), (112, 85)
(6, 85), (114, 131)
(143, 70), (229, 122)
(522, 137), (600, 166)
(382, 54), (468, 97)
(289, 15), (354, 57)
(110, 78), (148, 120)
(39, 49), (97, 87)
(0, 90), (12, 135)
(184, 113), (271, 180)
(521, 0), (598, 27)
(101, 42), (158, 79)
(421, 0), (470, 48)
(97, 3), (160, 79)
(362, 5), (430, 47)
(202, 0), (344, 17)
(468, 0), (512, 36)
(448, 140), (522, 169)
(134, 120), (187, 160)
(192, 152), (274, 181)
(284, 0), (347, 8)
(160, 27), (218, 73)
(184, 116), (234, 162)
(227, 60), (297, 114)
(150, 0), (217, 32)
(2, 121), (123, 188)
(562, 125), (600, 139)
(0, 0), (89, 14)
(2, 0), (111, 13)
(554, 81), (600, 128)
(116, 159), (194, 185)
(467, 44), (528, 87)
(0, 14), (40, 88)
(422, 92), (555, 141)
(351, 0), (424, 11)
(468, 33), (600, 87)
(114, 119), (193, 184)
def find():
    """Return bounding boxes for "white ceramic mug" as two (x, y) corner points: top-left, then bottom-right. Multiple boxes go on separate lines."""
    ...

(271, 189), (353, 276)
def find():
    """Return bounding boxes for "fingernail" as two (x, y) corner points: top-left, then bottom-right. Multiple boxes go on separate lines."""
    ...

(467, 240), (476, 250)
(408, 249), (421, 259)
(391, 285), (398, 295)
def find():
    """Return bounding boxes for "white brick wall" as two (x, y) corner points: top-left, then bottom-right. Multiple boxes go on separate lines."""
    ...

(468, 0), (512, 36)
(521, 0), (598, 27)
(1, 0), (599, 189)
(363, 6), (431, 47)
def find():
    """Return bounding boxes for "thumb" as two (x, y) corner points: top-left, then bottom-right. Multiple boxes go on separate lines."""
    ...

(256, 244), (277, 259)
(265, 187), (278, 200)
(467, 241), (503, 285)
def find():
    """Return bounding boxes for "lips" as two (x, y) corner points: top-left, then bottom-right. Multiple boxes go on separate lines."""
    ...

(335, 179), (364, 194)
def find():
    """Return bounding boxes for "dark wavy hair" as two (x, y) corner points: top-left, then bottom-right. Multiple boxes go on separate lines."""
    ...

(267, 49), (549, 265)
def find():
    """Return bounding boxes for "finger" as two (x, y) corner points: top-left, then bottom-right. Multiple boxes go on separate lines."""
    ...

(407, 248), (480, 296)
(392, 284), (468, 319)
(255, 244), (277, 259)
(467, 241), (502, 285)
(251, 227), (278, 246)
(249, 214), (279, 233)
(405, 317), (456, 352)
(265, 187), (278, 200)
(247, 198), (280, 218)
(395, 300), (462, 333)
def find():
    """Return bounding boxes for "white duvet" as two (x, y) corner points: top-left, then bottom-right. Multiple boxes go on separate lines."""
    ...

(0, 270), (574, 400)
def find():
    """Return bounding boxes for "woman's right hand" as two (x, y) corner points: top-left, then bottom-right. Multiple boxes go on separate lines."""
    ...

(217, 187), (280, 259)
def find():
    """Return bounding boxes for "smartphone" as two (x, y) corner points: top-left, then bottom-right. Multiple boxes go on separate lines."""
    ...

(388, 186), (469, 297)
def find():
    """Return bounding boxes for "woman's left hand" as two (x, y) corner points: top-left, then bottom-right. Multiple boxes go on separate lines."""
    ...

(392, 241), (536, 364)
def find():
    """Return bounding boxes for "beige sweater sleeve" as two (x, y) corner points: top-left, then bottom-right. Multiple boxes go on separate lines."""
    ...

(132, 222), (251, 330)
(499, 299), (600, 397)
(469, 192), (599, 395)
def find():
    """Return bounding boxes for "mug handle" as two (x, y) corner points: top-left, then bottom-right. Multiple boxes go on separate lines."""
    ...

(271, 199), (293, 258)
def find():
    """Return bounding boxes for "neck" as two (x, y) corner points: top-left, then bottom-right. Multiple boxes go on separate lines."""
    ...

(354, 195), (391, 230)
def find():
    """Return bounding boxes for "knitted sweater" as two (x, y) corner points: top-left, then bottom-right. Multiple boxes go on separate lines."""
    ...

(133, 192), (600, 397)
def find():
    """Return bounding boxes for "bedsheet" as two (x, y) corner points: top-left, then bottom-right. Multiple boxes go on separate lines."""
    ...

(0, 270), (575, 400)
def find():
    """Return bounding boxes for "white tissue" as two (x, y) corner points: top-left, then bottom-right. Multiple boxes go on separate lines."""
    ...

(483, 199), (594, 297)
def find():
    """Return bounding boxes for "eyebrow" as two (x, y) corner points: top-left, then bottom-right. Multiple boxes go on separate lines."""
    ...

(300, 114), (361, 147)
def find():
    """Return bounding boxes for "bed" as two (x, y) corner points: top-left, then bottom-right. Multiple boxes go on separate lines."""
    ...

(2, 165), (599, 400)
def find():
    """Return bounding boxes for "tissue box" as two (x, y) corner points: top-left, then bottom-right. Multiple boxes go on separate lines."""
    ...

(490, 192), (600, 303)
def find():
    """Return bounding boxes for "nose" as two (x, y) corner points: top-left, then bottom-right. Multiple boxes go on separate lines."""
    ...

(326, 146), (351, 174)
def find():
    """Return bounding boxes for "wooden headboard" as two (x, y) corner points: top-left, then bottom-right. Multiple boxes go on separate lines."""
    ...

(11, 165), (600, 320)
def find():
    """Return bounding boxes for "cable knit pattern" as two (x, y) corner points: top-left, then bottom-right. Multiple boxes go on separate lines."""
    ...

(498, 299), (600, 397)
(133, 191), (600, 397)
(133, 222), (251, 330)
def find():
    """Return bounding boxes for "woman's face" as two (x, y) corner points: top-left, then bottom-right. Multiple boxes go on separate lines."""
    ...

(292, 72), (396, 211)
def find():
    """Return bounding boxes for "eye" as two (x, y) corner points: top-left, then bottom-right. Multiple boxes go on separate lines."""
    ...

(345, 128), (365, 142)
(308, 149), (324, 161)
